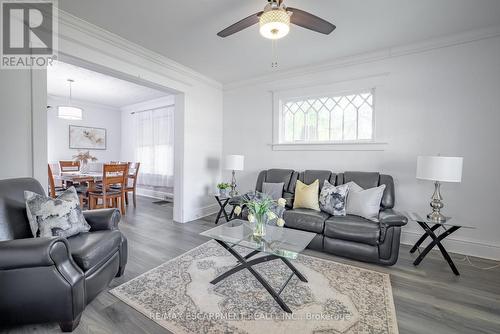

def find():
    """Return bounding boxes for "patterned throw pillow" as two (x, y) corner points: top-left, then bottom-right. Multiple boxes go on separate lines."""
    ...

(25, 187), (90, 238)
(319, 180), (349, 216)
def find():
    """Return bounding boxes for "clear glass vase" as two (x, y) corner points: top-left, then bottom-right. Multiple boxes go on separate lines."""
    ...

(253, 213), (266, 237)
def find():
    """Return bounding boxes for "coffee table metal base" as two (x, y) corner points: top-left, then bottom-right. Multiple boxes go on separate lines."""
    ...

(210, 239), (307, 313)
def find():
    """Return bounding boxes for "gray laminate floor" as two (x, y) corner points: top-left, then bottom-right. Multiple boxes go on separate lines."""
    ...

(2, 196), (499, 334)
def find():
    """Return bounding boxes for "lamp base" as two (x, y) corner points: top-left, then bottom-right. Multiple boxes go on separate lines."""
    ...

(229, 170), (238, 197)
(427, 181), (447, 222)
(427, 211), (447, 222)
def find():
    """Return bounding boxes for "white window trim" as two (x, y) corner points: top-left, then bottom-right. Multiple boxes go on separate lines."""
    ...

(272, 75), (389, 151)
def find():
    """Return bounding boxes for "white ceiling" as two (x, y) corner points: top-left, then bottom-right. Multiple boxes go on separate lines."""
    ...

(47, 60), (169, 108)
(59, 0), (500, 84)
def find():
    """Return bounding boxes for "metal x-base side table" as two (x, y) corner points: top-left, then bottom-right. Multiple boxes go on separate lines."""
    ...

(214, 195), (236, 224)
(407, 212), (475, 276)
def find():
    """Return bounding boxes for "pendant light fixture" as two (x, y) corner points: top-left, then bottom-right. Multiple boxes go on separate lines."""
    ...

(58, 79), (83, 120)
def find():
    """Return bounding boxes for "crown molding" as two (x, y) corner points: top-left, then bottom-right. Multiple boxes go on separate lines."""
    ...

(56, 9), (223, 90)
(224, 24), (500, 91)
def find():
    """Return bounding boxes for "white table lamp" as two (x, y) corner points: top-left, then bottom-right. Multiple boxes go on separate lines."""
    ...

(416, 156), (463, 222)
(225, 155), (244, 196)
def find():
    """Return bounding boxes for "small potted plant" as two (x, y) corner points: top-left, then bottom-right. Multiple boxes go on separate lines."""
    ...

(217, 182), (231, 197)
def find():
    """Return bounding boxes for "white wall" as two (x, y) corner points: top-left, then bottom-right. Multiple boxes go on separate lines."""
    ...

(0, 70), (47, 185)
(47, 96), (122, 163)
(223, 34), (500, 260)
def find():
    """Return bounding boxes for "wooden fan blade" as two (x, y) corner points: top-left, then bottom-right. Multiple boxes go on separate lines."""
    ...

(287, 7), (336, 35)
(217, 11), (263, 37)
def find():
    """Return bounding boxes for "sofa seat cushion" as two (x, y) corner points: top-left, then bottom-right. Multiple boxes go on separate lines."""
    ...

(283, 208), (330, 233)
(67, 230), (121, 272)
(324, 215), (380, 246)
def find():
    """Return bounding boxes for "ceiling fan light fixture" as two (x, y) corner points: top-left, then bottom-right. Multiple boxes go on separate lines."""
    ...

(259, 9), (290, 40)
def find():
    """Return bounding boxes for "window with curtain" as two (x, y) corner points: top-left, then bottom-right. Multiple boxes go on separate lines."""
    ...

(134, 106), (174, 188)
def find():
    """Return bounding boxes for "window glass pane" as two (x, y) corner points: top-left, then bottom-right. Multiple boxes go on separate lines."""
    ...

(343, 104), (357, 140)
(318, 107), (330, 141)
(358, 103), (373, 140)
(331, 105), (343, 141)
(293, 111), (305, 141)
(305, 110), (317, 141)
(283, 111), (294, 142)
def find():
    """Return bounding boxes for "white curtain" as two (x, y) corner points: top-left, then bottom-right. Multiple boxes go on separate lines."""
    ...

(134, 106), (174, 188)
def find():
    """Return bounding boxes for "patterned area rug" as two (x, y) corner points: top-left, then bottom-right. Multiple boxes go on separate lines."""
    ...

(110, 241), (398, 334)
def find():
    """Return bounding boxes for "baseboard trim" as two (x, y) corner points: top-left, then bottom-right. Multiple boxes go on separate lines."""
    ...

(401, 231), (500, 261)
(183, 203), (219, 223)
(136, 188), (173, 200)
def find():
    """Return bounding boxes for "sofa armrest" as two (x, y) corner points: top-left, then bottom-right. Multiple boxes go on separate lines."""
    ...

(83, 208), (121, 231)
(379, 209), (408, 227)
(0, 237), (70, 270)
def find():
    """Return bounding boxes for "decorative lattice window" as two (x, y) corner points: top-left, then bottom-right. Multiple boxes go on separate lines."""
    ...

(281, 90), (374, 143)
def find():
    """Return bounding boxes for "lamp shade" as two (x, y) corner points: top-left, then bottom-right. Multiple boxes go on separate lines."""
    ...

(225, 155), (244, 171)
(416, 156), (463, 182)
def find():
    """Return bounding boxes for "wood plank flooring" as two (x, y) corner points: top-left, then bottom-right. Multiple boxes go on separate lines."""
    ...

(2, 196), (499, 334)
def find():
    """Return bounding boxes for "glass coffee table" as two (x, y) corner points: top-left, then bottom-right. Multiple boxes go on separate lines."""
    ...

(200, 219), (316, 313)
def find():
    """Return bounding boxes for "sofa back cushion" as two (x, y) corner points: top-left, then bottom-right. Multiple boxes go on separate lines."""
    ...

(0, 178), (44, 241)
(255, 169), (295, 193)
(299, 170), (333, 191)
(343, 171), (380, 189)
(339, 171), (395, 209)
(379, 174), (395, 209)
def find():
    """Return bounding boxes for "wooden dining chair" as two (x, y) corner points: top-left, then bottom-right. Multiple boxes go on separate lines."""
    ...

(48, 164), (65, 198)
(59, 160), (80, 172)
(88, 163), (128, 215)
(124, 162), (140, 207)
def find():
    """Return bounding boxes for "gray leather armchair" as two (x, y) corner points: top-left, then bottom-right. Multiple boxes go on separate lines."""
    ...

(0, 178), (127, 331)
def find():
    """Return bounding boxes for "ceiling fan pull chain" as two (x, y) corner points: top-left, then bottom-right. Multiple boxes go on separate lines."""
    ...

(271, 39), (279, 68)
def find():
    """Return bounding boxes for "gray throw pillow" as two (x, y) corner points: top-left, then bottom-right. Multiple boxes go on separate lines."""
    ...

(319, 180), (349, 216)
(25, 186), (90, 238)
(262, 182), (284, 200)
(345, 182), (386, 222)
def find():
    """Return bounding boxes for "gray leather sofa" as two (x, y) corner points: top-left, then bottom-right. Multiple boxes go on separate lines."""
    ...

(0, 178), (128, 331)
(255, 169), (407, 265)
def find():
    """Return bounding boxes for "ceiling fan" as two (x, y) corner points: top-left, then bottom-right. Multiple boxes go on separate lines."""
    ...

(217, 0), (336, 40)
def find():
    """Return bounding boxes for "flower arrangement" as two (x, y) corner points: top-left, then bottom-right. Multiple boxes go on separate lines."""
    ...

(72, 151), (97, 165)
(233, 192), (287, 237)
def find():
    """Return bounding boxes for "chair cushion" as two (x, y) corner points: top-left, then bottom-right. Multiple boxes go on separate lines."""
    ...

(283, 208), (330, 233)
(324, 215), (380, 246)
(67, 230), (122, 272)
(88, 189), (122, 196)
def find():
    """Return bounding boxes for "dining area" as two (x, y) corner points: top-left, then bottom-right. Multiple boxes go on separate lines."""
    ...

(48, 160), (140, 215)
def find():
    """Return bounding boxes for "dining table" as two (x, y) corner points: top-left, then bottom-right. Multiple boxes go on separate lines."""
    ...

(53, 171), (104, 191)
